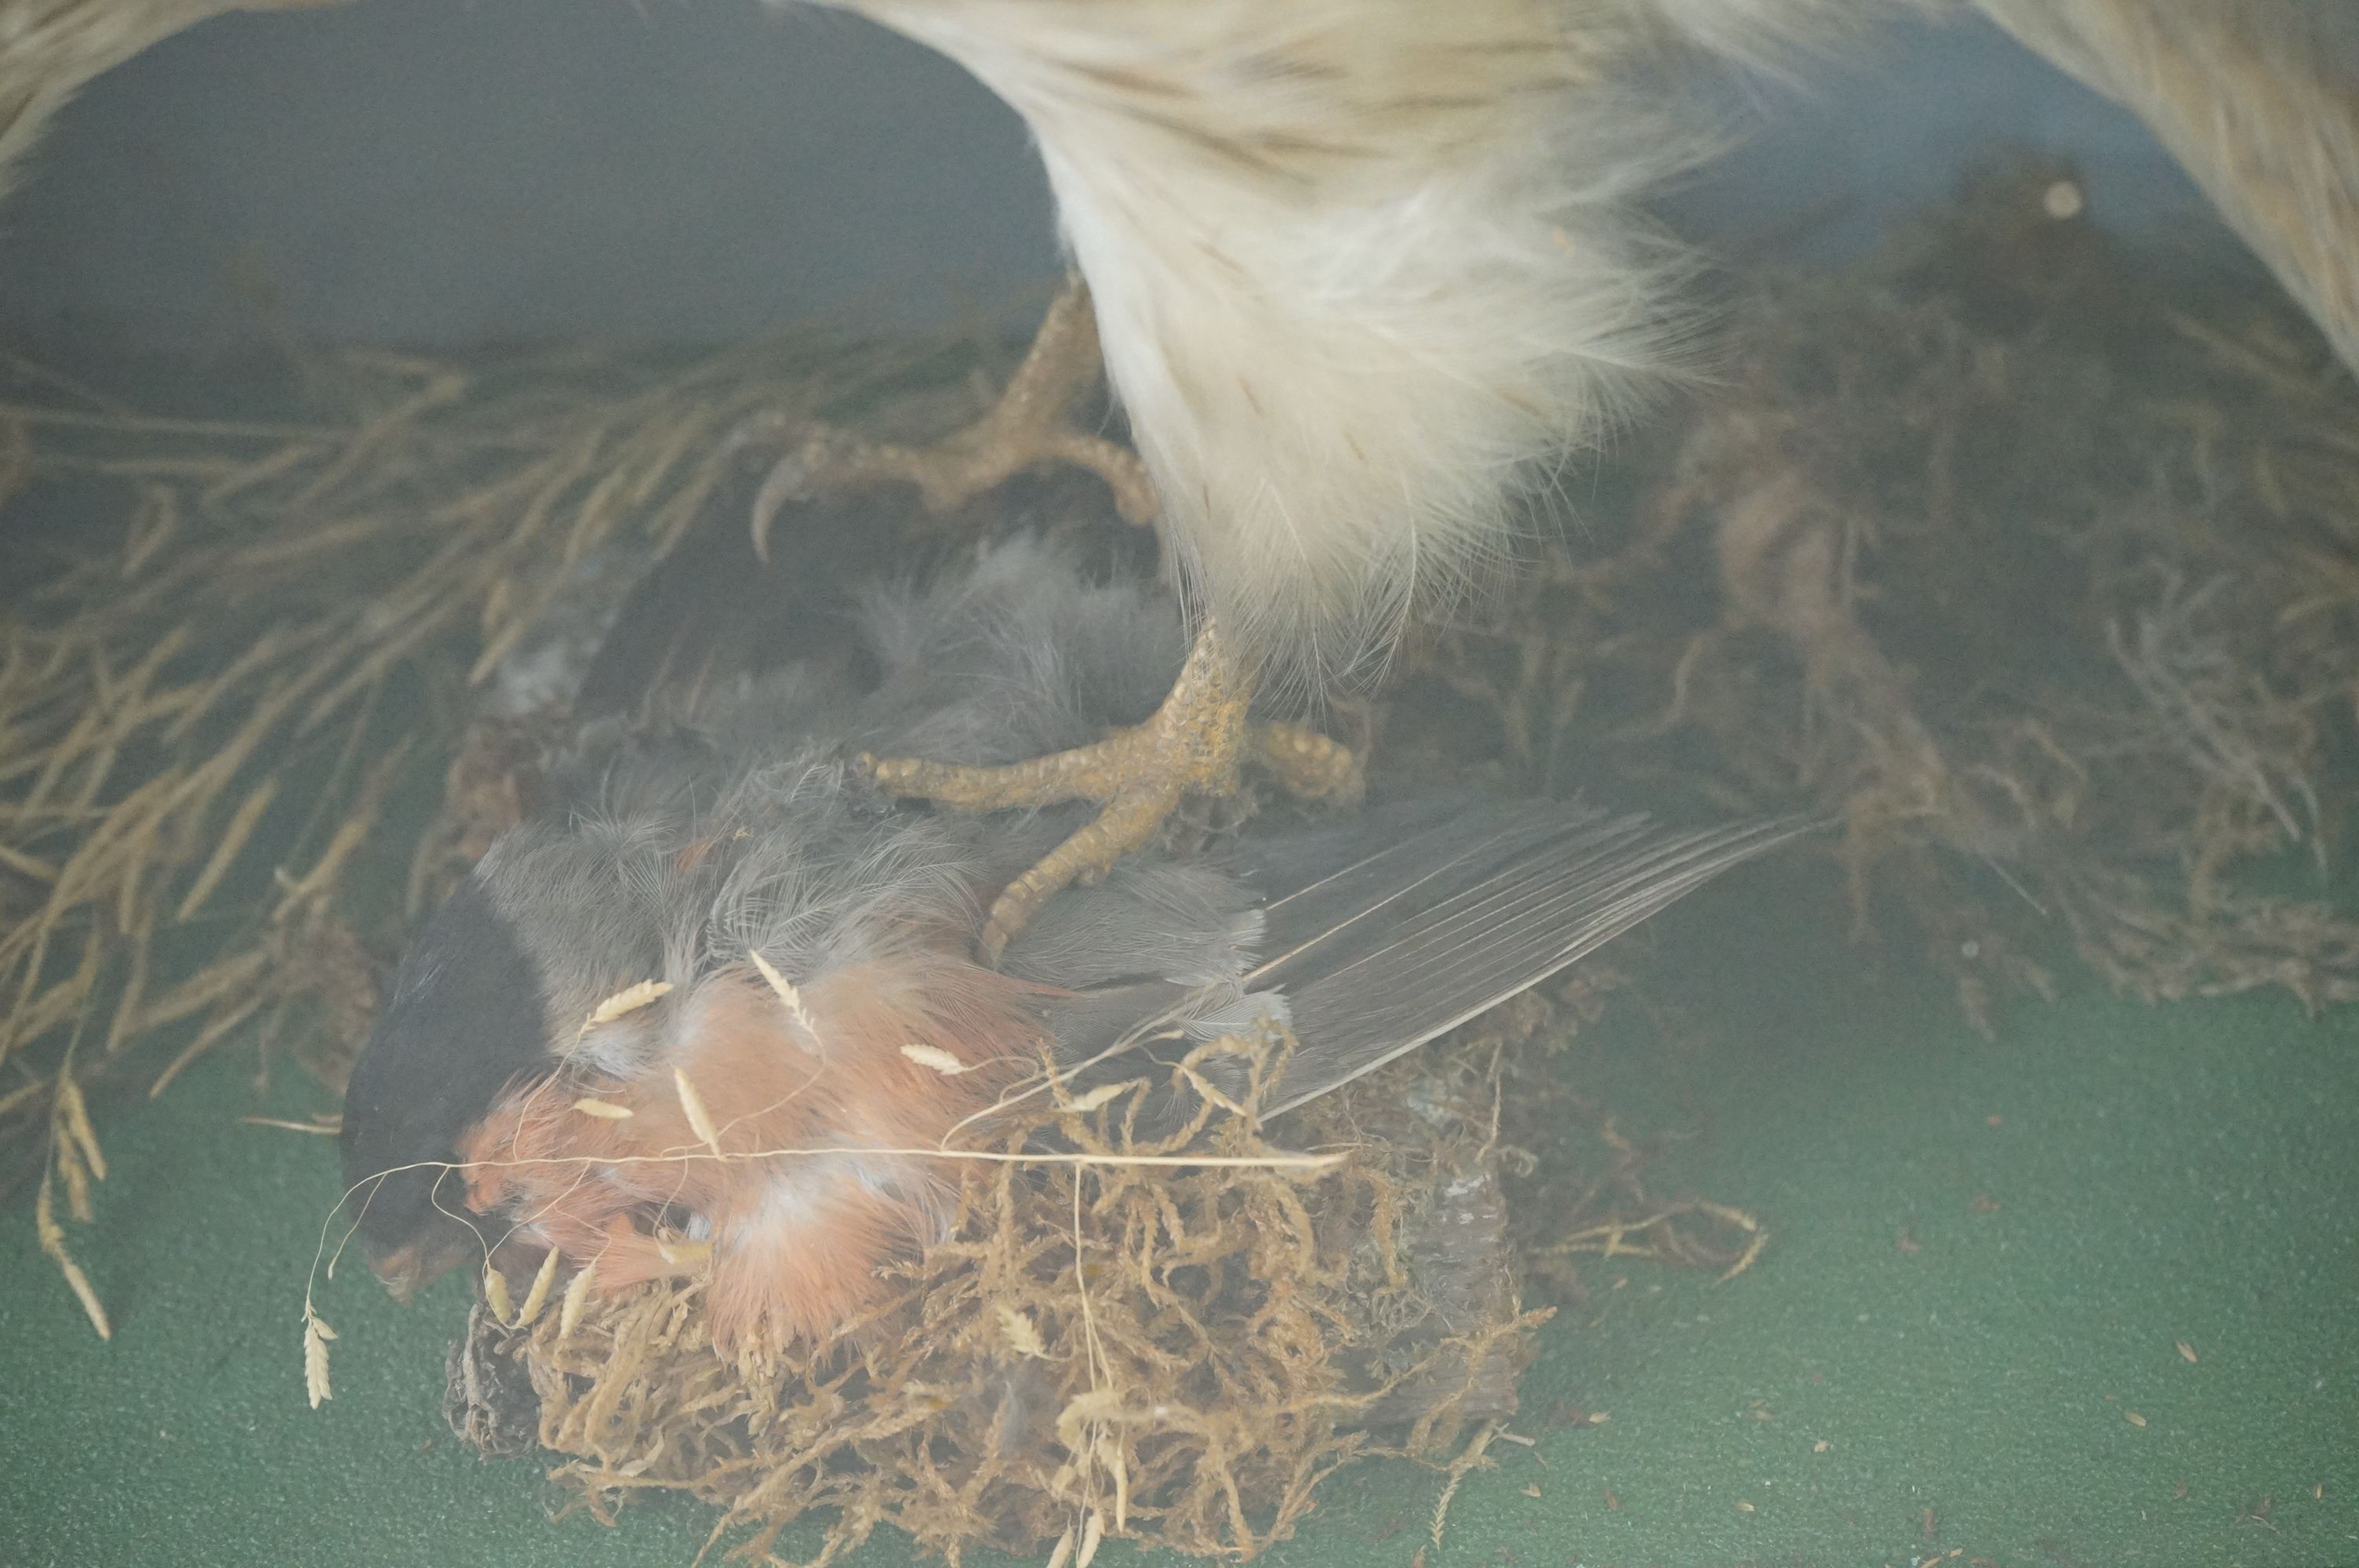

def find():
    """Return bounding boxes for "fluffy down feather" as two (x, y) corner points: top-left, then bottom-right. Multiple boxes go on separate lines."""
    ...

(820, 0), (2354, 696)
(840, 0), (1711, 694)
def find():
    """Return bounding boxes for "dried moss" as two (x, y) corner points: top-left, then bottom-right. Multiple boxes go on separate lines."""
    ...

(436, 1035), (1507, 1563)
(0, 329), (1028, 1285)
(438, 988), (1749, 1566)
(1394, 158), (2359, 1025)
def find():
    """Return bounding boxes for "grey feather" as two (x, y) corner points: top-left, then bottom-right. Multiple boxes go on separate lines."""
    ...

(1013, 798), (1813, 1132)
(1248, 805), (1813, 1114)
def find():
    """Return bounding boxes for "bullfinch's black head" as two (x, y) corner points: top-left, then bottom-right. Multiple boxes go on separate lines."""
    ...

(340, 876), (553, 1301)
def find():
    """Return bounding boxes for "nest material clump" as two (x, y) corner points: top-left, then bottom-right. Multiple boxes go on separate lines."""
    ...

(456, 1021), (1555, 1565)
(434, 983), (1754, 1565)
(1398, 159), (2359, 1027)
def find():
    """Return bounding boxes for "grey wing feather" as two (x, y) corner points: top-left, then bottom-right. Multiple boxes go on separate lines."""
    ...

(1017, 800), (1814, 1134)
(1248, 805), (1816, 1116)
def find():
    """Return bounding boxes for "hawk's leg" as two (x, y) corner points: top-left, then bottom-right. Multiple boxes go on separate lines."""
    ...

(751, 275), (1156, 559)
(762, 278), (1356, 956)
(864, 618), (1360, 965)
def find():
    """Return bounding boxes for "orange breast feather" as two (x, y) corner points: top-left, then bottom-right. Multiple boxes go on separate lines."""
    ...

(460, 952), (1051, 1350)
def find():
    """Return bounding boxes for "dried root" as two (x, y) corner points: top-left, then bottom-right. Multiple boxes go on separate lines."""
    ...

(1396, 156), (2359, 1026)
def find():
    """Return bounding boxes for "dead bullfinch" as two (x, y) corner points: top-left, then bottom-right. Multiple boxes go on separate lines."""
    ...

(340, 536), (1808, 1350)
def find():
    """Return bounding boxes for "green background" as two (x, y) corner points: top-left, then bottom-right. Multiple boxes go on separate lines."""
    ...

(5, 867), (2354, 1568)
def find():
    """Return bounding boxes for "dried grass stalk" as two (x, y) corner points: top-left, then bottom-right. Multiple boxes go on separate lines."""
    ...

(462, 1030), (1554, 1564)
(425, 985), (1757, 1566)
(2, 330), (997, 1323)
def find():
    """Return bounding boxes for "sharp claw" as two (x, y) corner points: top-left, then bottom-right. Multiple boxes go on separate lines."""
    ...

(862, 619), (1351, 960)
(749, 444), (822, 565)
(740, 275), (1147, 559)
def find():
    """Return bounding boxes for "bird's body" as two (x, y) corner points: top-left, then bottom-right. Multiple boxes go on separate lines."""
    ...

(340, 537), (1806, 1349)
(0, 0), (304, 196)
(834, 0), (1707, 691)
(821, 0), (2356, 692)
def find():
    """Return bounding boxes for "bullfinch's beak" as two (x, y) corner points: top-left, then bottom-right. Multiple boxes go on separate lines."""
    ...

(362, 1231), (477, 1306)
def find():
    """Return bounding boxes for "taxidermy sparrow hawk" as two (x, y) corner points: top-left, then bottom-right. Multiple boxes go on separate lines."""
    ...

(6, 0), (2353, 956)
(772, 0), (2359, 954)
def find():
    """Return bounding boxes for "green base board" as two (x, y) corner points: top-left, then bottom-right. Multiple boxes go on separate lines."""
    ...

(6, 877), (2354, 1568)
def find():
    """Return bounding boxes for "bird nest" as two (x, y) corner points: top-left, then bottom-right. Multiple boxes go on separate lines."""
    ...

(2, 155), (2357, 1558)
(434, 990), (1736, 1566)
